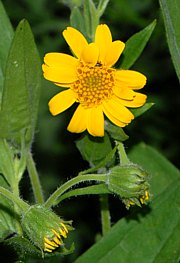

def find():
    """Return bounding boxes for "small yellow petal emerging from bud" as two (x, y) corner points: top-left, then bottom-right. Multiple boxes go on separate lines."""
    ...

(140, 190), (149, 204)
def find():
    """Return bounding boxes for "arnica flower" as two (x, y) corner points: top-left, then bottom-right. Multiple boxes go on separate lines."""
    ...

(21, 205), (73, 254)
(107, 164), (150, 209)
(42, 24), (147, 136)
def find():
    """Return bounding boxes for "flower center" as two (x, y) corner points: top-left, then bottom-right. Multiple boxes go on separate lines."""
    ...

(71, 62), (115, 108)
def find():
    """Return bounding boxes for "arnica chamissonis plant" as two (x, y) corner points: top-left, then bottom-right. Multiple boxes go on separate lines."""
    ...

(42, 24), (147, 136)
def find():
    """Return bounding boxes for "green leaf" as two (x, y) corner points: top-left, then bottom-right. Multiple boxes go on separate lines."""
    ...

(0, 19), (41, 146)
(130, 102), (154, 118)
(79, 145), (117, 175)
(75, 144), (180, 263)
(5, 235), (74, 259)
(120, 20), (156, 69)
(59, 0), (83, 9)
(105, 120), (129, 141)
(70, 7), (86, 35)
(129, 143), (179, 196)
(159, 0), (180, 81)
(97, 0), (110, 17)
(5, 235), (41, 258)
(0, 176), (17, 241)
(83, 0), (98, 41)
(76, 133), (112, 166)
(0, 0), (14, 101)
(0, 139), (14, 185)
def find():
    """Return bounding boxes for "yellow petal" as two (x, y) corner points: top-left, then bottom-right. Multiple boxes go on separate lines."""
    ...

(102, 104), (126, 127)
(42, 64), (77, 84)
(67, 104), (87, 133)
(44, 243), (55, 250)
(44, 52), (78, 67)
(103, 97), (134, 123)
(54, 82), (71, 88)
(104, 40), (125, 67)
(87, 106), (104, 137)
(113, 85), (136, 100)
(95, 24), (112, 65)
(81, 43), (99, 66)
(115, 70), (147, 90)
(63, 27), (88, 58)
(48, 89), (75, 115)
(119, 92), (147, 108)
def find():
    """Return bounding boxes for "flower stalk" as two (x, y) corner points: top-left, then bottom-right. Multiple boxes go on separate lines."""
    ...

(100, 194), (111, 236)
(0, 186), (29, 212)
(45, 173), (107, 208)
(26, 152), (44, 204)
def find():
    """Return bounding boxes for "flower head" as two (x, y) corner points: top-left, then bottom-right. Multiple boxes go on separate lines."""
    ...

(21, 205), (73, 254)
(43, 24), (147, 136)
(107, 164), (150, 209)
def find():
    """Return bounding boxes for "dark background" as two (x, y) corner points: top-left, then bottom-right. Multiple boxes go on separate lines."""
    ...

(1, 0), (179, 262)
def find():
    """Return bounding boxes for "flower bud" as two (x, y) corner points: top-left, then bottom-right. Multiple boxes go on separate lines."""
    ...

(21, 205), (73, 254)
(107, 164), (150, 209)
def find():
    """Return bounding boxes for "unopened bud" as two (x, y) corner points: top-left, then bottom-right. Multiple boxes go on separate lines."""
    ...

(21, 205), (73, 254)
(107, 164), (150, 209)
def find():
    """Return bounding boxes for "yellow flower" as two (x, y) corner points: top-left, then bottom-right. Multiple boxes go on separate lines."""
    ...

(42, 24), (147, 136)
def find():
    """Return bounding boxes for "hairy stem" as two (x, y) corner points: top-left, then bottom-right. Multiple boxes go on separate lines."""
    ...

(100, 194), (111, 235)
(45, 173), (107, 208)
(27, 152), (44, 204)
(0, 186), (29, 212)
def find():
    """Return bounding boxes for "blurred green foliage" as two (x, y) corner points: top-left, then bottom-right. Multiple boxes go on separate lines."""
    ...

(1, 0), (179, 262)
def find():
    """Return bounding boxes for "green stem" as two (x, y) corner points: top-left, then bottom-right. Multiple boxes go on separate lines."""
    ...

(11, 163), (24, 235)
(45, 173), (107, 208)
(12, 182), (23, 234)
(11, 179), (20, 198)
(116, 141), (130, 165)
(100, 194), (111, 235)
(0, 186), (29, 212)
(26, 152), (44, 204)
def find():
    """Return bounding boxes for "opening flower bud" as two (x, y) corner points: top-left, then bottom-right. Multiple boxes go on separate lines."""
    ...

(107, 164), (150, 209)
(21, 205), (73, 254)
